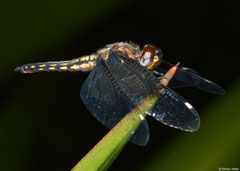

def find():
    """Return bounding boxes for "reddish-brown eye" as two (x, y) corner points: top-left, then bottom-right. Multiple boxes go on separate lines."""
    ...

(139, 45), (156, 67)
(139, 44), (161, 69)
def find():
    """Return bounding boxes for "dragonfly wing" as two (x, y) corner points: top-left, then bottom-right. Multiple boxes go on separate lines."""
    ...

(149, 85), (200, 132)
(80, 60), (149, 146)
(156, 61), (225, 95)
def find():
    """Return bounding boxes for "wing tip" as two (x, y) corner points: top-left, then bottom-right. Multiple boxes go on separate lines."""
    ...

(217, 87), (226, 95)
(188, 117), (201, 132)
(210, 81), (226, 95)
(198, 83), (226, 95)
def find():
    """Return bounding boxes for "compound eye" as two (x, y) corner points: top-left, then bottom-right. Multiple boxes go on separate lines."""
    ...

(139, 44), (162, 70)
(139, 45), (156, 67)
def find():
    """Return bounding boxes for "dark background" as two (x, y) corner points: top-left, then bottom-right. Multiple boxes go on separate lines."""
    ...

(1, 0), (240, 170)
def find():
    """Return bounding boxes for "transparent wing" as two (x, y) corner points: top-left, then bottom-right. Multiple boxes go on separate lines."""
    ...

(80, 61), (149, 146)
(155, 60), (225, 95)
(149, 84), (200, 132)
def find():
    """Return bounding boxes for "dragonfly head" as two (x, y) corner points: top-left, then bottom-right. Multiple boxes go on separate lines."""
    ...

(139, 44), (163, 70)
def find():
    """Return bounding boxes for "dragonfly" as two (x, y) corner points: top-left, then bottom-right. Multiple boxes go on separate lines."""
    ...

(15, 42), (225, 146)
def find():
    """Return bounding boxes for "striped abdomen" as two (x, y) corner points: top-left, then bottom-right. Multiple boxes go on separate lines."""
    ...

(15, 55), (97, 73)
